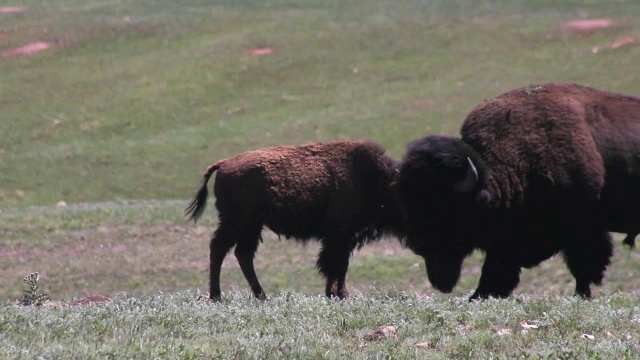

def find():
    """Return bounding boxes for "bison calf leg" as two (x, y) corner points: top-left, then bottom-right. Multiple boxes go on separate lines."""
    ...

(317, 239), (352, 300)
(562, 228), (612, 299)
(209, 224), (239, 300)
(234, 225), (266, 300)
(470, 254), (521, 301)
(330, 280), (349, 298)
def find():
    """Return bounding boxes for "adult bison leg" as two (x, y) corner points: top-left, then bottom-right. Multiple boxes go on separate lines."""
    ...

(317, 235), (352, 299)
(209, 221), (239, 300)
(623, 232), (638, 248)
(562, 227), (612, 298)
(234, 222), (266, 300)
(470, 253), (521, 301)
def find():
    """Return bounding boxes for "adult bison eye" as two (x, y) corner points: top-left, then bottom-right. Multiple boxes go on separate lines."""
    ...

(453, 157), (478, 193)
(475, 189), (492, 204)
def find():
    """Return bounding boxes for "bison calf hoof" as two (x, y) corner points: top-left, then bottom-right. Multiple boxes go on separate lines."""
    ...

(197, 293), (222, 303)
(328, 293), (349, 300)
(329, 282), (349, 300)
(469, 291), (488, 302)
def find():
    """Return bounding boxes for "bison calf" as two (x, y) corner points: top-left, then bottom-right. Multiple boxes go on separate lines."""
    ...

(185, 140), (403, 300)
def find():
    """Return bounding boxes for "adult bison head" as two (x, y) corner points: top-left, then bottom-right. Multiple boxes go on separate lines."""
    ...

(394, 136), (491, 293)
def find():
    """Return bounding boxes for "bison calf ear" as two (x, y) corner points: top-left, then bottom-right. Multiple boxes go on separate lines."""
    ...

(475, 189), (492, 204)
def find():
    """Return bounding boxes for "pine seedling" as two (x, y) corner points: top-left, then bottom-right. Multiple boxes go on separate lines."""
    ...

(18, 272), (50, 306)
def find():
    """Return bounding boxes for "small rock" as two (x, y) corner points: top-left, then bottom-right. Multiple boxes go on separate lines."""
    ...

(520, 321), (539, 330)
(581, 333), (595, 340)
(197, 294), (212, 302)
(363, 325), (398, 341)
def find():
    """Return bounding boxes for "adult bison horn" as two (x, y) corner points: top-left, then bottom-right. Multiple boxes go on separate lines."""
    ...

(453, 157), (478, 193)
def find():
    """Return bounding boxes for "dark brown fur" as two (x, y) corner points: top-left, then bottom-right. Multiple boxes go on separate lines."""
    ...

(185, 140), (404, 300)
(462, 83), (640, 240)
(396, 83), (640, 300)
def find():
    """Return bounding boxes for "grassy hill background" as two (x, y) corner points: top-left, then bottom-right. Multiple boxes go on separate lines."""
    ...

(2, 0), (639, 207)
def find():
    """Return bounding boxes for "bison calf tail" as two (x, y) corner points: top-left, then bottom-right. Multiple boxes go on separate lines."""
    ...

(184, 162), (221, 223)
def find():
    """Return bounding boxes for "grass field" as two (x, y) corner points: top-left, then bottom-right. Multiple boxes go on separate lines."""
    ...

(2, 0), (640, 358)
(3, 290), (640, 359)
(2, 202), (640, 303)
(2, 0), (640, 207)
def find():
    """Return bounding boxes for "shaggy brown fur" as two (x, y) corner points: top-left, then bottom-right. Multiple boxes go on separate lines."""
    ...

(396, 83), (640, 300)
(185, 140), (404, 300)
(462, 83), (640, 240)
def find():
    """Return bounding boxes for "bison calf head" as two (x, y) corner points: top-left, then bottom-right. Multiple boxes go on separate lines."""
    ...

(394, 136), (490, 291)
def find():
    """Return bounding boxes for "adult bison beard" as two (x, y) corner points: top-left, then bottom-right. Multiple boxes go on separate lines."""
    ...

(426, 252), (464, 293)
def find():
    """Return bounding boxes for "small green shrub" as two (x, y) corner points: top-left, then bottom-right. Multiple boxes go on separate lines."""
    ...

(17, 272), (50, 306)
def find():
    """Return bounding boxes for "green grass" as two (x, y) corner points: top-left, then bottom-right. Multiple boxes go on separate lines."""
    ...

(1, 0), (640, 206)
(2, 291), (640, 359)
(2, 1), (640, 357)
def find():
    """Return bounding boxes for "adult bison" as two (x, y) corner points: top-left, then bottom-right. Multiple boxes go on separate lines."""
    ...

(185, 140), (404, 300)
(394, 83), (640, 300)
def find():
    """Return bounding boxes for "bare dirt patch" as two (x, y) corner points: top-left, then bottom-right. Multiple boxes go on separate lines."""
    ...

(0, 6), (27, 13)
(2, 215), (636, 302)
(608, 36), (638, 49)
(69, 294), (111, 306)
(556, 18), (637, 54)
(1, 42), (50, 58)
(561, 19), (613, 33)
(592, 36), (638, 53)
(0, 222), (211, 300)
(249, 47), (274, 56)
